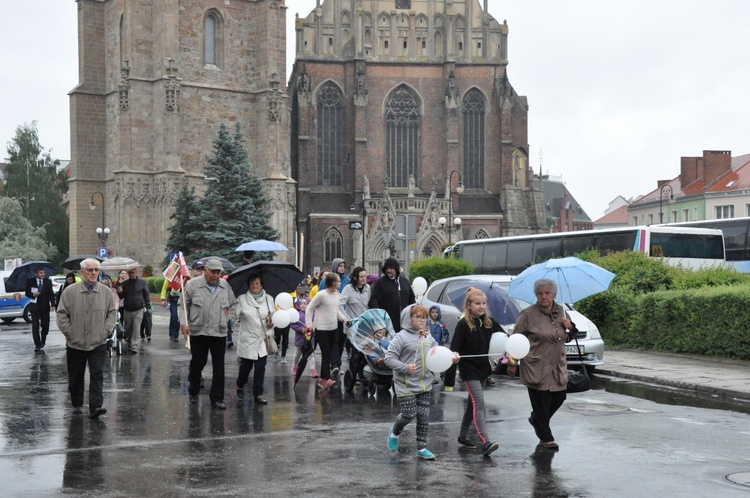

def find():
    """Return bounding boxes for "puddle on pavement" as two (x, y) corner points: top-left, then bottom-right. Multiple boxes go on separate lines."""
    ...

(592, 374), (750, 415)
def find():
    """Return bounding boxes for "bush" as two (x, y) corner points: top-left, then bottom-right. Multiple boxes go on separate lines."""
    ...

(142, 264), (154, 277)
(144, 276), (166, 295)
(407, 257), (474, 285)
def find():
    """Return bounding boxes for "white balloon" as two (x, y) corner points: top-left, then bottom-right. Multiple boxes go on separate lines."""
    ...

(505, 334), (530, 359)
(286, 308), (300, 324)
(272, 310), (291, 328)
(488, 332), (508, 361)
(412, 276), (428, 295)
(275, 292), (294, 310)
(425, 346), (454, 373)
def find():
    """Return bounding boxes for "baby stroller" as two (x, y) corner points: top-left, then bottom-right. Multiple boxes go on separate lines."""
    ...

(344, 309), (395, 396)
(107, 311), (124, 357)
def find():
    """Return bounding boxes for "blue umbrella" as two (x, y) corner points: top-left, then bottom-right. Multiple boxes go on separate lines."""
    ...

(6, 261), (56, 292)
(235, 240), (289, 252)
(507, 256), (616, 304)
(446, 280), (523, 325)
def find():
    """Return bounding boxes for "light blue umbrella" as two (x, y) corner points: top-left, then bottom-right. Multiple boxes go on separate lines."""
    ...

(507, 257), (616, 304)
(235, 240), (289, 252)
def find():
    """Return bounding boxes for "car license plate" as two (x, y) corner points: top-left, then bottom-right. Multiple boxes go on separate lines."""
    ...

(566, 345), (584, 355)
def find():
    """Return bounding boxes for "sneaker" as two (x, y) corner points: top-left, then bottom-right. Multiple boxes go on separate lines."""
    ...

(485, 377), (496, 386)
(457, 436), (476, 448)
(387, 427), (399, 451)
(417, 448), (436, 460)
(332, 367), (340, 376)
(310, 369), (319, 378)
(226, 341), (234, 349)
(317, 379), (328, 390)
(281, 357), (287, 364)
(444, 386), (453, 392)
(327, 378), (337, 389)
(482, 441), (499, 456)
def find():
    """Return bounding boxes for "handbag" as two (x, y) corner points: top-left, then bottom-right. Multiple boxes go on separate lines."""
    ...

(567, 336), (591, 393)
(265, 335), (278, 355)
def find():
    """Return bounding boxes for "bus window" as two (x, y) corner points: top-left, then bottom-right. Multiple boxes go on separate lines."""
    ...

(651, 233), (724, 259)
(716, 224), (749, 261)
(482, 241), (508, 273)
(506, 240), (534, 274)
(562, 234), (596, 256)
(533, 238), (563, 262)
(461, 244), (484, 269)
(597, 231), (638, 255)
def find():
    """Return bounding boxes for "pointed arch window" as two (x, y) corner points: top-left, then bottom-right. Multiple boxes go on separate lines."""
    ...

(385, 87), (420, 187)
(324, 227), (344, 263)
(316, 84), (344, 186)
(204, 11), (223, 67)
(463, 88), (485, 188)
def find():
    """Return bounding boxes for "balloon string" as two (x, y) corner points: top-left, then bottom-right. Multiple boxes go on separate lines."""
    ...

(456, 353), (498, 358)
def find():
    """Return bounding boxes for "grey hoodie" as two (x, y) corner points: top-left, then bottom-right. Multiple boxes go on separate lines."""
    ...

(384, 304), (437, 397)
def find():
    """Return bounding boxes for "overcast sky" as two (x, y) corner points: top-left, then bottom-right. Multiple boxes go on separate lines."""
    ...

(3, 0), (749, 219)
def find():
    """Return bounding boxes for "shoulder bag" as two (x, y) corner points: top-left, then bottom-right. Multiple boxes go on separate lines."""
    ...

(567, 335), (591, 393)
(261, 298), (278, 354)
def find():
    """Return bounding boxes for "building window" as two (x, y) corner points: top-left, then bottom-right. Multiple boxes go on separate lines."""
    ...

(204, 11), (223, 67)
(746, 204), (750, 217)
(324, 228), (343, 262)
(648, 214), (653, 224)
(385, 86), (420, 187)
(463, 89), (485, 188)
(632, 216), (638, 226)
(682, 208), (689, 222)
(316, 84), (344, 186)
(716, 205), (734, 219)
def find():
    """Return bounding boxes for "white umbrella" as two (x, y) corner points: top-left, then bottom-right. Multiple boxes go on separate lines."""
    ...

(99, 257), (140, 273)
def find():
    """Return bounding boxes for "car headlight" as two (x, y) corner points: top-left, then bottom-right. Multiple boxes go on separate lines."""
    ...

(586, 321), (601, 340)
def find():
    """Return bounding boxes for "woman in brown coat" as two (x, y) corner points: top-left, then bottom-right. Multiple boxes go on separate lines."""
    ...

(508, 278), (578, 450)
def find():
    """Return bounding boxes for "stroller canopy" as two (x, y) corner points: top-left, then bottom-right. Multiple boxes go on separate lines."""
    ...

(348, 309), (395, 360)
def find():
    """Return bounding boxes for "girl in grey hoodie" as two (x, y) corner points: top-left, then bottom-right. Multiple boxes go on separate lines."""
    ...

(384, 304), (458, 460)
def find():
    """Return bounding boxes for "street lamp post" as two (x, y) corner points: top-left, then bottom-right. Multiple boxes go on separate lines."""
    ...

(438, 170), (464, 244)
(89, 191), (110, 247)
(350, 199), (367, 267)
(659, 184), (675, 224)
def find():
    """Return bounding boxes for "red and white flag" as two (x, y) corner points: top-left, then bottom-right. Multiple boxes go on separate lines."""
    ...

(163, 252), (190, 290)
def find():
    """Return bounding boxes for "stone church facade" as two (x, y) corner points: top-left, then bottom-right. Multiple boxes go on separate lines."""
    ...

(290, 0), (545, 274)
(68, 0), (295, 265)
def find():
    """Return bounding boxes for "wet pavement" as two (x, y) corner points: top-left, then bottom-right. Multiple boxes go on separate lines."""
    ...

(1, 308), (750, 496)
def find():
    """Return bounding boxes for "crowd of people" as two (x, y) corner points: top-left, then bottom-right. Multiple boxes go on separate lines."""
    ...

(52, 254), (578, 460)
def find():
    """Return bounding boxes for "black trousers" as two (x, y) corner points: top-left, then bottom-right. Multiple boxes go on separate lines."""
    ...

(527, 387), (567, 443)
(330, 320), (346, 369)
(31, 309), (50, 348)
(67, 344), (106, 413)
(188, 335), (226, 402)
(236, 356), (268, 397)
(274, 326), (290, 357)
(315, 328), (337, 380)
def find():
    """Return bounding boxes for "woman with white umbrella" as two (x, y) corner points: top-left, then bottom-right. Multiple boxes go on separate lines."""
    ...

(508, 278), (579, 450)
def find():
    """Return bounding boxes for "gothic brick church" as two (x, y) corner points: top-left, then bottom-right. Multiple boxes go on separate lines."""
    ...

(291, 0), (544, 273)
(68, 0), (544, 272)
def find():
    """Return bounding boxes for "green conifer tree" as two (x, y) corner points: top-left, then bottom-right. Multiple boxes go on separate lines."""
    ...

(189, 122), (278, 263)
(163, 183), (200, 264)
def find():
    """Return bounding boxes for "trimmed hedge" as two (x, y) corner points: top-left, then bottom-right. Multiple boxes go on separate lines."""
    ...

(407, 257), (474, 284)
(144, 276), (166, 295)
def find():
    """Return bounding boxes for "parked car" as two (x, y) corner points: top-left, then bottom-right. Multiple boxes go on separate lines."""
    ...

(420, 274), (605, 370)
(0, 271), (33, 324)
(51, 275), (68, 296)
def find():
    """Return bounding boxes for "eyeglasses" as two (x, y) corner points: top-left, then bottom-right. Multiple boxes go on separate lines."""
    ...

(82, 268), (101, 273)
(411, 316), (427, 321)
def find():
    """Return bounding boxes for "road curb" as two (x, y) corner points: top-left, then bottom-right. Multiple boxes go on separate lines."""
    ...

(595, 368), (750, 402)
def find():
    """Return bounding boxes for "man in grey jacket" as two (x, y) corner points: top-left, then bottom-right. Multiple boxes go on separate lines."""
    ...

(179, 258), (238, 409)
(57, 258), (117, 419)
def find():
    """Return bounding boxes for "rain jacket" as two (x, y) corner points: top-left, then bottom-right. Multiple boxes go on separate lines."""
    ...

(384, 305), (437, 397)
(235, 291), (275, 360)
(427, 306), (450, 345)
(291, 298), (313, 348)
(339, 280), (371, 321)
(512, 302), (578, 392)
(368, 258), (415, 330)
(318, 258), (350, 292)
(57, 282), (117, 351)
(178, 275), (237, 337)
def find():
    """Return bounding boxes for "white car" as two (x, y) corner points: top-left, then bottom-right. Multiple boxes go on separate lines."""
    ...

(420, 274), (605, 370)
(51, 275), (68, 296)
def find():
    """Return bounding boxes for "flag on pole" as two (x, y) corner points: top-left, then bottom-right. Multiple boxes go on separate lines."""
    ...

(163, 252), (191, 290)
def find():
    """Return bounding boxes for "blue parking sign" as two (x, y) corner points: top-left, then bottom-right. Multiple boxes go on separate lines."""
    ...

(97, 247), (108, 258)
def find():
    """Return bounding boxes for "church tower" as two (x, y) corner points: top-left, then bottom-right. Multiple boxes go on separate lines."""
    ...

(290, 0), (545, 274)
(69, 0), (294, 264)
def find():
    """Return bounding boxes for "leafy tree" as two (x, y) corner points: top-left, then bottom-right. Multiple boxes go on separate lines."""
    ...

(188, 122), (278, 263)
(163, 183), (200, 264)
(0, 197), (57, 262)
(4, 122), (69, 268)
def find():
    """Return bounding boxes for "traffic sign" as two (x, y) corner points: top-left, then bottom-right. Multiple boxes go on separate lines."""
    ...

(97, 247), (108, 258)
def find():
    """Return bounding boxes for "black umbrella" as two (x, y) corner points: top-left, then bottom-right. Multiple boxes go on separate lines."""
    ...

(294, 334), (316, 387)
(195, 256), (236, 272)
(6, 261), (56, 292)
(62, 254), (104, 270)
(227, 261), (305, 298)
